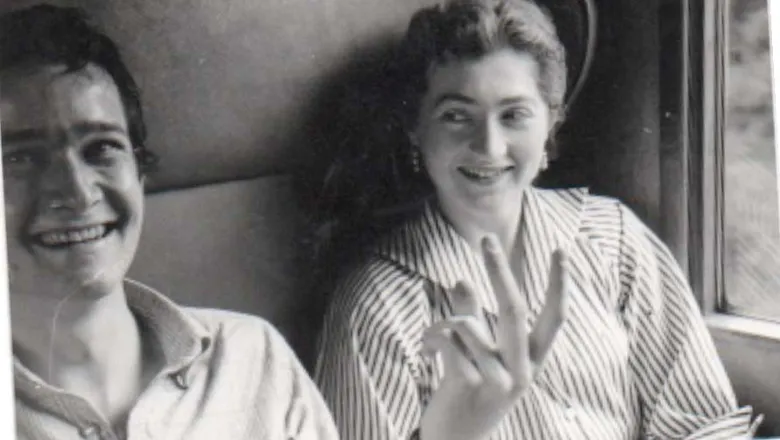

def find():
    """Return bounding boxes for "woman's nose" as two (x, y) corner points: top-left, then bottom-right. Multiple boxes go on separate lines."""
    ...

(471, 118), (507, 157)
(40, 153), (100, 212)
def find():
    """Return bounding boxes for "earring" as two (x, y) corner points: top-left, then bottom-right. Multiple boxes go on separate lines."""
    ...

(540, 150), (549, 172)
(48, 199), (65, 210)
(411, 149), (421, 173)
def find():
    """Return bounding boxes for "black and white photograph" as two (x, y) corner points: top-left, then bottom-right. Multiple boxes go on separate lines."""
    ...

(0, 0), (778, 438)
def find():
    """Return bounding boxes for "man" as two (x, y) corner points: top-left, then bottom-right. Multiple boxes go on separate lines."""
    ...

(1, 5), (338, 439)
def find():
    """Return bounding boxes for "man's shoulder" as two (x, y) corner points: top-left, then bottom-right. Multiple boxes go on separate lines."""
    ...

(183, 307), (294, 357)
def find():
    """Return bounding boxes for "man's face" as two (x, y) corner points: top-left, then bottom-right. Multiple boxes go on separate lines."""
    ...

(1, 63), (144, 299)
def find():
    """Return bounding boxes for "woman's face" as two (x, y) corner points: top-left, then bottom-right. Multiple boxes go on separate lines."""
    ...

(413, 48), (552, 223)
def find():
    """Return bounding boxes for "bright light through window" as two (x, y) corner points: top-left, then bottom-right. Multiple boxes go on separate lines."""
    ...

(723, 0), (780, 321)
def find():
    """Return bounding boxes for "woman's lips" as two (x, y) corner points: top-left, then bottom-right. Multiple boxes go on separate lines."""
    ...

(457, 165), (514, 180)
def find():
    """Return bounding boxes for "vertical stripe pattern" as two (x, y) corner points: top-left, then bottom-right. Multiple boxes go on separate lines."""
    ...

(314, 187), (755, 440)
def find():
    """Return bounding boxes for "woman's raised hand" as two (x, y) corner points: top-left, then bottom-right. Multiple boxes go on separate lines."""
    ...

(418, 236), (570, 440)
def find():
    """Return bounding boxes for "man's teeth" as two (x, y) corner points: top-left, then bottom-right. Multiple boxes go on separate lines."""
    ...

(39, 225), (107, 246)
(460, 167), (508, 179)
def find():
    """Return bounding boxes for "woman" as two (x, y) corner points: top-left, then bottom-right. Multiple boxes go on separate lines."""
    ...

(313, 0), (759, 439)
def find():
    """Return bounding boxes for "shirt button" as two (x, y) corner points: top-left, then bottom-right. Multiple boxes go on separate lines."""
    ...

(79, 424), (99, 439)
(173, 372), (188, 389)
(564, 407), (577, 421)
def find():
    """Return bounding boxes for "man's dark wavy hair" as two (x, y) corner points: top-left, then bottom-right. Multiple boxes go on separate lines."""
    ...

(0, 4), (156, 171)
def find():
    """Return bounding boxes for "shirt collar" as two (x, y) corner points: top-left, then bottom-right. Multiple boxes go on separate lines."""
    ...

(14, 279), (212, 412)
(377, 187), (588, 316)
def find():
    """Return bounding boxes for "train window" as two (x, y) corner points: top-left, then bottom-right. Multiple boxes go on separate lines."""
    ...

(721, 0), (780, 321)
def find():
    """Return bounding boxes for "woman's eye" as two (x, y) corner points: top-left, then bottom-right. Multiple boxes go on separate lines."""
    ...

(439, 109), (471, 125)
(502, 108), (533, 124)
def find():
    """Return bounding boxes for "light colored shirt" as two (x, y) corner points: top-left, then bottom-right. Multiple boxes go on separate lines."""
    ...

(14, 279), (339, 440)
(314, 187), (756, 440)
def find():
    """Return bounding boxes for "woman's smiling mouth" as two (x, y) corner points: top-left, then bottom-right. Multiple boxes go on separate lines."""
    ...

(457, 165), (514, 181)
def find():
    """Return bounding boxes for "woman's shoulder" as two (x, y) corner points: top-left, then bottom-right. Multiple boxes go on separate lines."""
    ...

(533, 187), (662, 263)
(329, 255), (428, 318)
(569, 190), (680, 275)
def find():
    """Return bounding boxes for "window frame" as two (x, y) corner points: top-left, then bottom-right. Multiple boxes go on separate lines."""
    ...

(690, 0), (780, 339)
(676, 0), (780, 433)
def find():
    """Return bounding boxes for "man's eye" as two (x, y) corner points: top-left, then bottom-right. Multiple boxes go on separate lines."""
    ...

(82, 140), (126, 162)
(2, 151), (41, 168)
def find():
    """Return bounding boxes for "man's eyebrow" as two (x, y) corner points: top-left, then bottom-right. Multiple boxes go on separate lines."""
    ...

(1, 122), (127, 144)
(70, 121), (128, 136)
(1, 128), (48, 144)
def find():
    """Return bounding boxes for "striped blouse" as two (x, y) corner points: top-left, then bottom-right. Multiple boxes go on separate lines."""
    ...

(314, 187), (756, 440)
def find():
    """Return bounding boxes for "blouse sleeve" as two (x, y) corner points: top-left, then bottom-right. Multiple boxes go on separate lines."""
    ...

(617, 203), (756, 439)
(314, 260), (430, 440)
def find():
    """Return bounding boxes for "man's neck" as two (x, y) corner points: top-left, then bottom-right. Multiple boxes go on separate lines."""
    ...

(12, 285), (155, 427)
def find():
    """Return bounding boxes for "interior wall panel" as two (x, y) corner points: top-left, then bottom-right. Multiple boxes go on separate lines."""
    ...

(1, 0), (430, 191)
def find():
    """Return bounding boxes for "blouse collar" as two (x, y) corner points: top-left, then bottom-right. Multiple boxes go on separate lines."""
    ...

(378, 187), (588, 317)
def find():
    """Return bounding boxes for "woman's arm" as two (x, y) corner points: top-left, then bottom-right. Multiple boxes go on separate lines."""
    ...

(617, 203), (756, 439)
(314, 260), (429, 440)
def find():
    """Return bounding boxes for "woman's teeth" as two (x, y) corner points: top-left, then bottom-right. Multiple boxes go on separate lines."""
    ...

(459, 166), (510, 179)
(38, 225), (107, 246)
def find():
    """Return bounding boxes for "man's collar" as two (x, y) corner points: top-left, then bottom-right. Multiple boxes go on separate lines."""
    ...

(13, 279), (212, 413)
(123, 278), (212, 376)
(378, 187), (588, 316)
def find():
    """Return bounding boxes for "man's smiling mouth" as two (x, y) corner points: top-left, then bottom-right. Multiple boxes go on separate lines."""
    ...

(34, 222), (118, 248)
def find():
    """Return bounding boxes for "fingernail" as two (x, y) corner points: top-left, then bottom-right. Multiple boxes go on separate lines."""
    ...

(554, 248), (568, 265)
(482, 235), (499, 253)
(453, 281), (468, 298)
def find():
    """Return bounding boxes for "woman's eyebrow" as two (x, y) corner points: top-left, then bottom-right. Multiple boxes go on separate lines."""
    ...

(498, 96), (534, 106)
(433, 93), (477, 107)
(432, 94), (536, 108)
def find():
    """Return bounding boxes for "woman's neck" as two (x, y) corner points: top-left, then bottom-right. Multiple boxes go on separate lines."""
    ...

(437, 191), (525, 254)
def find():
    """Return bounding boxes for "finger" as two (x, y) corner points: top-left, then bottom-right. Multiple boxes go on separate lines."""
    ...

(422, 326), (482, 386)
(529, 249), (570, 365)
(446, 317), (514, 391)
(481, 235), (529, 376)
(449, 281), (481, 317)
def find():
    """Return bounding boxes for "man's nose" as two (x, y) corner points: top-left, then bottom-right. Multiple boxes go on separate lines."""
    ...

(40, 153), (100, 211)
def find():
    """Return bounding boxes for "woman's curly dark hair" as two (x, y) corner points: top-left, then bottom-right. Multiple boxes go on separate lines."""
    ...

(307, 0), (570, 289)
